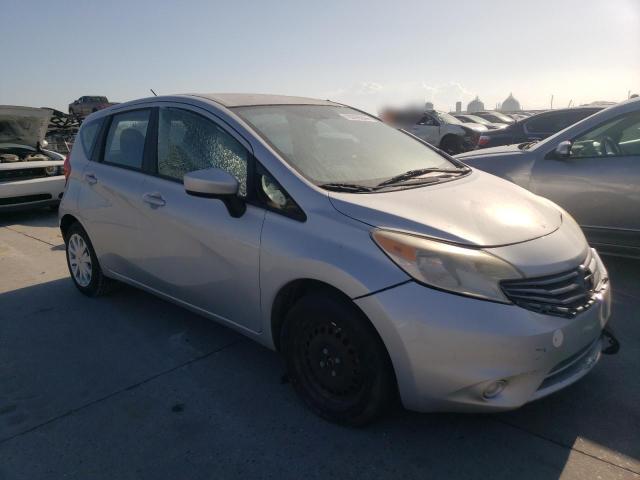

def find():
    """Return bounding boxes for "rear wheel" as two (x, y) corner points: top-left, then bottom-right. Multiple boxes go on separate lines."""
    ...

(64, 223), (115, 296)
(281, 291), (396, 426)
(440, 135), (463, 154)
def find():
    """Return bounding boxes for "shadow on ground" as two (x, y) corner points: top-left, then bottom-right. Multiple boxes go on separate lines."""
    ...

(0, 210), (638, 479)
(0, 260), (637, 479)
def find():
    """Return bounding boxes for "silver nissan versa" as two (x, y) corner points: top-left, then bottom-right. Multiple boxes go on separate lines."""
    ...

(59, 94), (617, 425)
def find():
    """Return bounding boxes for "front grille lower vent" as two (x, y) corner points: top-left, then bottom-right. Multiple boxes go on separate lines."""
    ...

(501, 251), (602, 318)
(0, 168), (49, 182)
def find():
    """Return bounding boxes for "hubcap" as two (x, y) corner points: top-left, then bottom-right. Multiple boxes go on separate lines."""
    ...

(301, 321), (362, 398)
(68, 233), (92, 287)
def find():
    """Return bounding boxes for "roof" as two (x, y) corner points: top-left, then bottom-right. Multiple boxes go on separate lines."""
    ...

(187, 93), (337, 107)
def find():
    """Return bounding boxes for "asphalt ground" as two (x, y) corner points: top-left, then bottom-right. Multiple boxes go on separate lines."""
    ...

(0, 209), (638, 479)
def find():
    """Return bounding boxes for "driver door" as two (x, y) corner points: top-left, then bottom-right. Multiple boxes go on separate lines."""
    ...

(530, 110), (640, 254)
(134, 105), (265, 333)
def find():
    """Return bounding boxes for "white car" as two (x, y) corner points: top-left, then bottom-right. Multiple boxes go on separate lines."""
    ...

(393, 110), (486, 154)
(0, 106), (66, 211)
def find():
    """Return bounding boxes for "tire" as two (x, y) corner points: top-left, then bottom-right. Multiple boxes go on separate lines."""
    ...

(440, 135), (463, 154)
(64, 222), (115, 297)
(281, 291), (396, 426)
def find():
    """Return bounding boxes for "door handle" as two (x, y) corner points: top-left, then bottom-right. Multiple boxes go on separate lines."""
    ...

(84, 172), (97, 185)
(142, 192), (166, 207)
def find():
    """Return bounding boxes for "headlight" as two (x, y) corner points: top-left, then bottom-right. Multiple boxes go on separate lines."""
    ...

(372, 229), (523, 302)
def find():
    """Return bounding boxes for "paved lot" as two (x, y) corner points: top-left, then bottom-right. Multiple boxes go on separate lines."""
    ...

(0, 210), (638, 480)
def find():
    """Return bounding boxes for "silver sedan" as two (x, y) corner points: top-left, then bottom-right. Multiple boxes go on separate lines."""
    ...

(457, 97), (640, 258)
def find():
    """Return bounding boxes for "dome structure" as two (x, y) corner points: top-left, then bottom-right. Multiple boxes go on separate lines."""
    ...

(501, 93), (521, 112)
(467, 96), (484, 113)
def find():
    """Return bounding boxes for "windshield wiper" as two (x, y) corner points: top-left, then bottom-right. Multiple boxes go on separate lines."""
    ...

(377, 167), (467, 187)
(319, 182), (376, 193)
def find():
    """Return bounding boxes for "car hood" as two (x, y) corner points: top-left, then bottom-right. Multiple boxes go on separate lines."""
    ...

(455, 143), (523, 160)
(0, 106), (52, 149)
(328, 169), (561, 247)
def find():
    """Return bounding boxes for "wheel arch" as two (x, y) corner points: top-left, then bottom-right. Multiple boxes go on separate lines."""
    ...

(60, 213), (82, 239)
(439, 133), (460, 147)
(271, 278), (387, 353)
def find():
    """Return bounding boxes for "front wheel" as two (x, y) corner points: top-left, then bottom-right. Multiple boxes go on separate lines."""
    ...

(281, 291), (396, 426)
(64, 223), (115, 296)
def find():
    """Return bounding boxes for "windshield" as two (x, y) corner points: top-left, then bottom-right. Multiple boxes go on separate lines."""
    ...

(435, 111), (463, 125)
(234, 105), (460, 186)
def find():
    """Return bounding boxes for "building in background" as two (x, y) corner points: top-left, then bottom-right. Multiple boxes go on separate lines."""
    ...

(500, 93), (522, 112)
(467, 96), (485, 113)
(455, 101), (462, 113)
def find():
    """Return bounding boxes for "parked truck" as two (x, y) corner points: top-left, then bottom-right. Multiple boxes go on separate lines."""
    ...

(68, 96), (117, 119)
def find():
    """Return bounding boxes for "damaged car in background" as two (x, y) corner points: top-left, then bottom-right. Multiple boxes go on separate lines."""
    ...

(0, 106), (66, 211)
(382, 108), (485, 154)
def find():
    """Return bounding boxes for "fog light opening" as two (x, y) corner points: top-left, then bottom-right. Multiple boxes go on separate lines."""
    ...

(482, 380), (507, 400)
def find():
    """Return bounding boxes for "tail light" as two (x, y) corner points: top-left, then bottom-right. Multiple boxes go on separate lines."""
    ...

(63, 147), (72, 181)
(478, 135), (490, 147)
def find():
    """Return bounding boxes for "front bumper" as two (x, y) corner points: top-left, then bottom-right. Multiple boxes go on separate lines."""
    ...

(0, 176), (65, 211)
(356, 275), (611, 413)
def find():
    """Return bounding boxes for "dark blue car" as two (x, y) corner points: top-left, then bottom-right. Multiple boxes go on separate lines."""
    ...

(477, 107), (602, 149)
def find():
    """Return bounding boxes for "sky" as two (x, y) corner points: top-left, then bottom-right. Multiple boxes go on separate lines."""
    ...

(2, 0), (639, 114)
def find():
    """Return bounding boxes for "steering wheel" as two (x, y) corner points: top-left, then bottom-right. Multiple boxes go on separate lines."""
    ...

(600, 136), (621, 156)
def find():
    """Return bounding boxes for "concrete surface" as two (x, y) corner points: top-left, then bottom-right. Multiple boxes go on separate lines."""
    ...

(0, 209), (638, 480)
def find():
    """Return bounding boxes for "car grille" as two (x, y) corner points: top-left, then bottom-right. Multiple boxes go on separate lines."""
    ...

(0, 168), (50, 182)
(501, 251), (603, 318)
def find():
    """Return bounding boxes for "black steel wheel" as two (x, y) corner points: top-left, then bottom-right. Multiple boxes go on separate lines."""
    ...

(282, 290), (396, 426)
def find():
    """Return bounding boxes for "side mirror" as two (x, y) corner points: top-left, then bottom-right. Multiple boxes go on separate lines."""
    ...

(554, 140), (572, 159)
(184, 168), (245, 217)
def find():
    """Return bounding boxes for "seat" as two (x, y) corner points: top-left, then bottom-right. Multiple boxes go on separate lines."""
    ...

(119, 128), (145, 167)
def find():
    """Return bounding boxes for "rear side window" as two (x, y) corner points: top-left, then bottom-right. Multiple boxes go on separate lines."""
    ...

(103, 110), (150, 170)
(526, 111), (595, 135)
(525, 113), (559, 134)
(78, 118), (103, 158)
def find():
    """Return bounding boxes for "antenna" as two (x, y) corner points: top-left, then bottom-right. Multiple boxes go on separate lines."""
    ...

(150, 89), (158, 97)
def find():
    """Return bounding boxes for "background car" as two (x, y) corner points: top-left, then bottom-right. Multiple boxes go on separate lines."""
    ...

(476, 107), (602, 148)
(472, 111), (515, 125)
(68, 96), (118, 119)
(454, 114), (507, 130)
(0, 106), (65, 211)
(457, 97), (640, 258)
(387, 109), (485, 154)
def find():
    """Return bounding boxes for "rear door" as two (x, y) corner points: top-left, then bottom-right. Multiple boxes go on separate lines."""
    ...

(531, 110), (640, 254)
(133, 104), (265, 333)
(78, 108), (153, 277)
